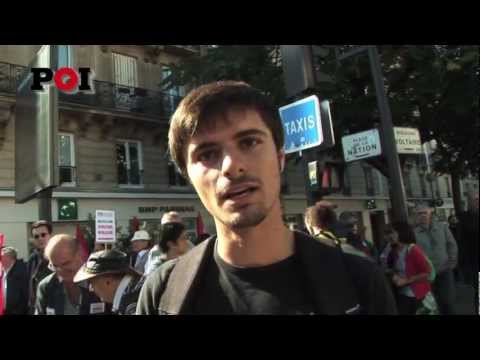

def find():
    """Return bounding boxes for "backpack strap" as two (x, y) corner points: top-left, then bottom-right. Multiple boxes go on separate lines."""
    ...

(159, 237), (215, 314)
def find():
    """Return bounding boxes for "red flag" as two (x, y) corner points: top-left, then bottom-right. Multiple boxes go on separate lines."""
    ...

(0, 232), (5, 315)
(196, 212), (206, 237)
(131, 216), (140, 231)
(76, 224), (89, 261)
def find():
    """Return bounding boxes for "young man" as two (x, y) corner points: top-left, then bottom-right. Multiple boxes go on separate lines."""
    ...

(74, 249), (144, 315)
(27, 220), (54, 314)
(137, 81), (397, 315)
(35, 234), (107, 315)
(144, 222), (190, 275)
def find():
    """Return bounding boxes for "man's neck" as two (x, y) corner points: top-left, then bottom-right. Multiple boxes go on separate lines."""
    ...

(166, 249), (179, 261)
(64, 282), (81, 304)
(4, 262), (14, 274)
(215, 203), (294, 268)
(110, 277), (125, 304)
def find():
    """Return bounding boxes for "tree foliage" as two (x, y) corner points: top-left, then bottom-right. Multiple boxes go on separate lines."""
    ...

(162, 45), (478, 182)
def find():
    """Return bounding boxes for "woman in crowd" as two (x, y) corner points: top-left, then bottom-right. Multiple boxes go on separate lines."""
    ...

(380, 221), (433, 315)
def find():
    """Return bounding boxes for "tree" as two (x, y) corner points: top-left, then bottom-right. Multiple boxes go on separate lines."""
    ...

(162, 45), (479, 214)
(160, 45), (286, 106)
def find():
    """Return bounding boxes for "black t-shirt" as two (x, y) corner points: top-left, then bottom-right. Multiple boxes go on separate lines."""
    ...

(192, 242), (315, 315)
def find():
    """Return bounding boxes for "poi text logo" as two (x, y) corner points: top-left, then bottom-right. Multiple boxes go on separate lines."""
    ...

(30, 67), (95, 94)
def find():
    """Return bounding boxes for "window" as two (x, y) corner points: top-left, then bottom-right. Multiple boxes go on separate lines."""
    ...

(58, 45), (73, 68)
(362, 164), (375, 196)
(116, 140), (143, 186)
(342, 164), (352, 196)
(168, 161), (187, 187)
(434, 178), (441, 198)
(58, 133), (76, 186)
(112, 52), (138, 88)
(161, 65), (183, 113)
(445, 176), (452, 197)
(403, 170), (413, 198)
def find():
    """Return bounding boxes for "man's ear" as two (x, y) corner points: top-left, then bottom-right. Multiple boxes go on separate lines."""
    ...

(278, 149), (286, 173)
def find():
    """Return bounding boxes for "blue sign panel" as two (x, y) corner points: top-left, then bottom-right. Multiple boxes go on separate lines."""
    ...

(278, 95), (323, 154)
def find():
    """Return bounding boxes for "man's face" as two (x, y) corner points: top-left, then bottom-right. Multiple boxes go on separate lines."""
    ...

(132, 240), (149, 253)
(385, 230), (399, 245)
(186, 108), (285, 230)
(49, 245), (83, 283)
(169, 230), (190, 256)
(31, 226), (52, 251)
(416, 208), (433, 225)
(90, 276), (116, 303)
(1, 254), (14, 271)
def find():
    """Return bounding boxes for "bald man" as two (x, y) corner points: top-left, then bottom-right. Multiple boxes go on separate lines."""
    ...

(35, 234), (108, 315)
(161, 211), (182, 225)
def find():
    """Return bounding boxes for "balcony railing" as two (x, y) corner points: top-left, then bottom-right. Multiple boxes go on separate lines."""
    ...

(0, 61), (182, 119)
(0, 61), (26, 94)
(58, 80), (182, 118)
(118, 168), (144, 187)
(59, 165), (77, 185)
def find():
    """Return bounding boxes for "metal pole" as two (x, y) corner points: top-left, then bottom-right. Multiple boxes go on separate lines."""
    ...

(37, 188), (52, 222)
(367, 46), (409, 223)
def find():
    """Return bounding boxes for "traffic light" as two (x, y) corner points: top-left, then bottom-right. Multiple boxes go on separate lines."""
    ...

(308, 160), (343, 197)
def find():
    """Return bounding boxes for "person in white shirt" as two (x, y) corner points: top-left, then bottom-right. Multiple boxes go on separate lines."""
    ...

(130, 230), (153, 274)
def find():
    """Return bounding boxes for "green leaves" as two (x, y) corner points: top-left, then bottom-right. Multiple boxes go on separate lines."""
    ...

(164, 45), (478, 178)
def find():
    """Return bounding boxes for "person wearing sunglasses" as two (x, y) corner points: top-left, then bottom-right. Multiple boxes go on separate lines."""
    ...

(26, 220), (54, 314)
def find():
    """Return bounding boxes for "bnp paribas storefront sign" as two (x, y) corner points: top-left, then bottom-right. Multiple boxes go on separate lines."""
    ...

(139, 206), (195, 214)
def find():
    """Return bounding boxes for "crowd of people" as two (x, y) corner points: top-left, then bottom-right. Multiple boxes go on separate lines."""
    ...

(0, 80), (478, 315)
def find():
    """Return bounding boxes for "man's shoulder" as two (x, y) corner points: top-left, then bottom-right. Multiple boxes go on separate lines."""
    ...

(143, 257), (180, 288)
(27, 251), (39, 264)
(37, 272), (57, 291)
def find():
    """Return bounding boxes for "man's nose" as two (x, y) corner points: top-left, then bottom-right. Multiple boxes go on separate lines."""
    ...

(220, 151), (246, 178)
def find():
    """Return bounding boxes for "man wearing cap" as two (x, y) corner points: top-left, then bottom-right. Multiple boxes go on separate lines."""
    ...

(35, 234), (107, 315)
(74, 249), (144, 315)
(414, 204), (458, 315)
(130, 230), (153, 274)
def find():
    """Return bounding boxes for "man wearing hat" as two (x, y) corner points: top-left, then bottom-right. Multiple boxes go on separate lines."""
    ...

(130, 230), (153, 274)
(74, 249), (144, 315)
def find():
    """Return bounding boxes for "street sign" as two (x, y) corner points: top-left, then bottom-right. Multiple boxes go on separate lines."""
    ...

(95, 210), (116, 243)
(279, 95), (325, 154)
(15, 45), (59, 204)
(342, 129), (382, 162)
(394, 127), (422, 154)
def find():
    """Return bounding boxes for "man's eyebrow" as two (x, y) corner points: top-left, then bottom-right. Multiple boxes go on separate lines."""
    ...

(190, 142), (220, 157)
(190, 129), (269, 156)
(234, 129), (269, 140)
